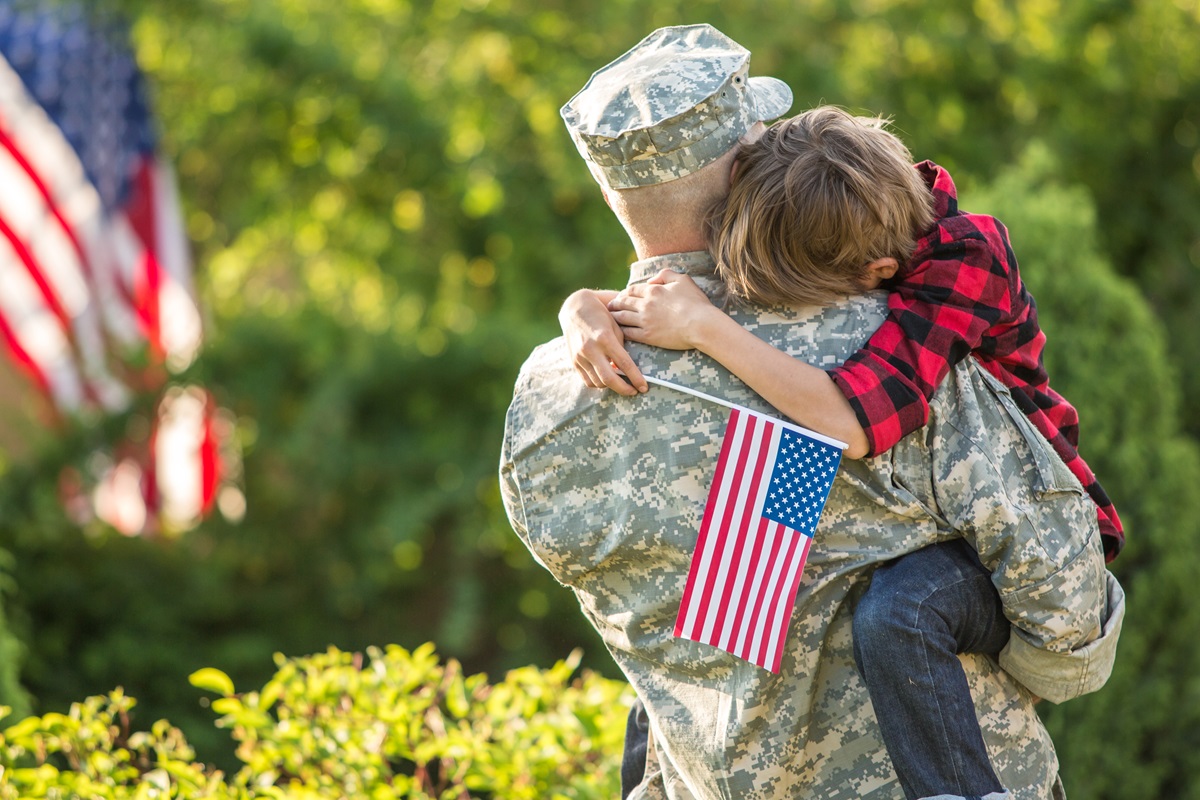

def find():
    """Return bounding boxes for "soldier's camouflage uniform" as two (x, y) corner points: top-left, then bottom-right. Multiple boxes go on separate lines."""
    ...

(500, 252), (1125, 800)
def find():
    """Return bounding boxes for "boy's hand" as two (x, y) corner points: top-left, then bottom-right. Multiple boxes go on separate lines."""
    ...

(609, 269), (724, 351)
(558, 289), (647, 396)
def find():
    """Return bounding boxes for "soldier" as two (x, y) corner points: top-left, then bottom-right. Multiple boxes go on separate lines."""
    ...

(500, 24), (1123, 800)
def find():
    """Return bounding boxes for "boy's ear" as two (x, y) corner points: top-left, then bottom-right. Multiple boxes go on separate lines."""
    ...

(865, 257), (899, 282)
(600, 187), (613, 209)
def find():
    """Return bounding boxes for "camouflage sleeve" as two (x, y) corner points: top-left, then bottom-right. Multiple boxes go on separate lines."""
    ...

(919, 361), (1121, 703)
(499, 404), (532, 554)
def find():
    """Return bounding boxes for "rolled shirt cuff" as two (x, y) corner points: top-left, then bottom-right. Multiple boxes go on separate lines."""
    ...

(999, 569), (1126, 704)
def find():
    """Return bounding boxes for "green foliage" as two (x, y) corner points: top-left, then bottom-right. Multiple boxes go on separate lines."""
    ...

(0, 644), (631, 799)
(970, 146), (1200, 799)
(0, 690), (236, 800)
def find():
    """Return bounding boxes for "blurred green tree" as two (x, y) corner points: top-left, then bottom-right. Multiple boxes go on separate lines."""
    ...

(970, 144), (1200, 799)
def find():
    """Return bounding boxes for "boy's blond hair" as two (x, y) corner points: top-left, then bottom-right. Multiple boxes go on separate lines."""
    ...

(706, 106), (935, 307)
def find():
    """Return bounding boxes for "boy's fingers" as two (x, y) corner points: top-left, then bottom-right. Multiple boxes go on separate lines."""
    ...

(608, 292), (631, 308)
(591, 359), (637, 396)
(609, 309), (639, 327)
(573, 359), (599, 389)
(610, 348), (647, 393)
(648, 268), (679, 285)
(619, 325), (647, 344)
(613, 285), (648, 303)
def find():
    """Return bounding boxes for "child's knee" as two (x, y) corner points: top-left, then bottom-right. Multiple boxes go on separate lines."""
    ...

(853, 575), (919, 654)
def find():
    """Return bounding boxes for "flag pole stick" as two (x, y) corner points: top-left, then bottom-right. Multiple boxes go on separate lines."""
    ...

(642, 374), (848, 451)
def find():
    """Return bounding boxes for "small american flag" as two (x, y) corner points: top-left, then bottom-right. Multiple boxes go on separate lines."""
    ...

(672, 402), (843, 673)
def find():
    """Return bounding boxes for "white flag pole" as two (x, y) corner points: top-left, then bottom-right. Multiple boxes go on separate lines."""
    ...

(642, 374), (849, 451)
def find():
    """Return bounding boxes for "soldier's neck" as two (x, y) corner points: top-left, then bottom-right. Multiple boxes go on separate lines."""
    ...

(628, 229), (708, 260)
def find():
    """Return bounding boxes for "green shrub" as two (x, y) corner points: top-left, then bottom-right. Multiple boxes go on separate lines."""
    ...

(0, 644), (631, 800)
(971, 146), (1200, 799)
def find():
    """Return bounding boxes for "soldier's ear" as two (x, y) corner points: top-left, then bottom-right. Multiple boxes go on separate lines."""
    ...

(601, 187), (613, 209)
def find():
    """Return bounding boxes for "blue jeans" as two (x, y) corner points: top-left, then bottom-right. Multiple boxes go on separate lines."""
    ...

(853, 539), (1011, 800)
(621, 698), (651, 799)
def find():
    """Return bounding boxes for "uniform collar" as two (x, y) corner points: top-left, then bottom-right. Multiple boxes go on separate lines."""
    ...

(628, 250), (727, 304)
(628, 250), (717, 284)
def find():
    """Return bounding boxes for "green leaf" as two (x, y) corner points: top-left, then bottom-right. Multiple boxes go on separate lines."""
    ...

(188, 668), (235, 697)
(210, 697), (243, 716)
(445, 673), (469, 719)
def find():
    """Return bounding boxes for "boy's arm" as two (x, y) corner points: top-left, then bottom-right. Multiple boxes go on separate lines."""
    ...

(610, 271), (870, 457)
(830, 229), (1019, 456)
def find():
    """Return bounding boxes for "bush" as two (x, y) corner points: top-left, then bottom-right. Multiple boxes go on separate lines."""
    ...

(0, 644), (631, 800)
(971, 146), (1200, 799)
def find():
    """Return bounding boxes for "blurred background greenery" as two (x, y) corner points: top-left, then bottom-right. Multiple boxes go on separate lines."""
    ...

(0, 0), (1197, 795)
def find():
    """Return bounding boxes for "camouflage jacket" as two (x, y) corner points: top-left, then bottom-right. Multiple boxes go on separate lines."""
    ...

(500, 251), (1123, 800)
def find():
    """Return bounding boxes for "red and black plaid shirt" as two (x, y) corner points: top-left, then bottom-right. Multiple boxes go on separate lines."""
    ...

(829, 162), (1124, 561)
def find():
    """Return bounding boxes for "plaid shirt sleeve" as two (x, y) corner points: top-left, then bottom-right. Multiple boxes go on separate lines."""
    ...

(828, 166), (1125, 560)
(829, 221), (1015, 456)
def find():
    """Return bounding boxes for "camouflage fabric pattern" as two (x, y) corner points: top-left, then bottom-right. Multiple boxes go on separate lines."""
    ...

(500, 251), (1118, 799)
(559, 24), (791, 189)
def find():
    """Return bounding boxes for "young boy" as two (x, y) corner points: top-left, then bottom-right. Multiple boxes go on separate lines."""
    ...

(561, 106), (1122, 800)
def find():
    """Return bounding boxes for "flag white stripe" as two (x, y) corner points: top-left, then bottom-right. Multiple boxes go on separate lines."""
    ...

(716, 421), (781, 651)
(753, 528), (793, 670)
(746, 521), (795, 667)
(0, 152), (89, 316)
(763, 532), (814, 672)
(678, 409), (750, 638)
(0, 237), (85, 409)
(146, 161), (202, 367)
(0, 145), (128, 410)
(698, 411), (764, 643)
(733, 516), (782, 659)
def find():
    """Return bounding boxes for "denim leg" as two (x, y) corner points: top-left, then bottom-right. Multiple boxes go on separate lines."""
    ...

(620, 697), (650, 799)
(853, 539), (1012, 800)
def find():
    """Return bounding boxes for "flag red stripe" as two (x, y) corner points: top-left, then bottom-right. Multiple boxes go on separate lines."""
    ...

(729, 513), (774, 659)
(742, 520), (785, 667)
(128, 159), (165, 359)
(134, 250), (164, 359)
(0, 307), (53, 401)
(200, 393), (220, 513)
(125, 158), (159, 256)
(0, 220), (104, 407)
(690, 411), (758, 641)
(680, 409), (748, 638)
(752, 524), (804, 668)
(0, 215), (71, 330)
(769, 534), (815, 673)
(713, 419), (775, 650)
(0, 123), (95, 281)
(675, 408), (742, 637)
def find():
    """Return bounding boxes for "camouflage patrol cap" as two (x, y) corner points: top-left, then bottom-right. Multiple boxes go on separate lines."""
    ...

(561, 24), (793, 189)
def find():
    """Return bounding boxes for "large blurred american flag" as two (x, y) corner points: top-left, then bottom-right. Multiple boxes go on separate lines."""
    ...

(0, 2), (233, 534)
